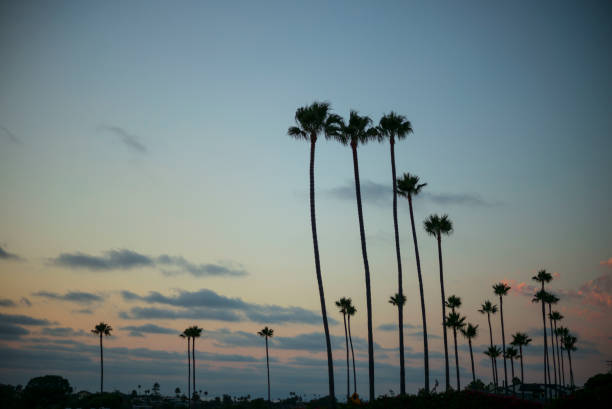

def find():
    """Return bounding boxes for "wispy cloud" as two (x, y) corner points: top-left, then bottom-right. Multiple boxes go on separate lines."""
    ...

(0, 299), (16, 307)
(0, 246), (22, 261)
(377, 322), (416, 331)
(33, 291), (104, 305)
(0, 126), (22, 145)
(119, 288), (337, 325)
(98, 125), (147, 153)
(0, 313), (52, 326)
(120, 324), (178, 337)
(50, 249), (247, 277)
(600, 257), (612, 266)
(41, 327), (87, 337)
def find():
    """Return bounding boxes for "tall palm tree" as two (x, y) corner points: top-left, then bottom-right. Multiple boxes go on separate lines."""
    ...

(484, 345), (502, 390)
(424, 214), (453, 391)
(445, 295), (462, 390)
(91, 322), (112, 394)
(333, 110), (379, 400)
(258, 327), (274, 402)
(510, 332), (532, 397)
(556, 326), (569, 388)
(532, 270), (553, 396)
(504, 346), (519, 394)
(396, 172), (429, 392)
(550, 312), (564, 388)
(478, 301), (498, 385)
(180, 330), (191, 408)
(288, 102), (341, 404)
(336, 297), (351, 399)
(493, 282), (511, 390)
(445, 311), (466, 390)
(378, 112), (413, 395)
(544, 292), (560, 392)
(346, 300), (358, 397)
(186, 326), (202, 401)
(460, 323), (478, 384)
(561, 333), (576, 389)
(389, 293), (407, 395)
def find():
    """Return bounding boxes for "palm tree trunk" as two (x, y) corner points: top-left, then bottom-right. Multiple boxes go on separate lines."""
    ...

(553, 321), (562, 389)
(265, 336), (271, 402)
(351, 142), (374, 401)
(389, 139), (406, 396)
(540, 285), (549, 399)
(494, 357), (499, 390)
(453, 327), (460, 390)
(343, 313), (349, 399)
(487, 313), (495, 386)
(99, 334), (103, 394)
(519, 345), (525, 399)
(468, 339), (475, 383)
(548, 305), (557, 395)
(567, 349), (574, 389)
(187, 337), (191, 409)
(436, 235), (450, 391)
(510, 357), (515, 394)
(348, 315), (357, 396)
(499, 296), (508, 391)
(408, 195), (429, 392)
(559, 342), (566, 388)
(192, 337), (196, 401)
(309, 138), (335, 405)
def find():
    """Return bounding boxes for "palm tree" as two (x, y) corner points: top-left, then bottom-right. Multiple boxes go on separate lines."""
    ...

(550, 312), (564, 388)
(445, 311), (466, 390)
(378, 112), (413, 395)
(561, 332), (576, 389)
(510, 332), (532, 398)
(186, 326), (202, 401)
(504, 346), (519, 394)
(346, 300), (358, 397)
(333, 110), (379, 400)
(461, 323), (478, 383)
(478, 300), (498, 385)
(258, 327), (274, 402)
(180, 330), (191, 408)
(288, 102), (341, 404)
(532, 269), (553, 396)
(556, 326), (569, 388)
(484, 345), (502, 390)
(544, 292), (560, 392)
(91, 322), (112, 394)
(396, 172), (429, 392)
(336, 297), (351, 399)
(424, 214), (453, 391)
(389, 293), (407, 395)
(493, 282), (511, 390)
(445, 295), (462, 390)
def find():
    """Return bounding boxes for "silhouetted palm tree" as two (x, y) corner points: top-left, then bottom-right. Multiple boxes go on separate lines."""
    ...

(378, 112), (412, 395)
(389, 293), (407, 394)
(510, 332), (532, 399)
(544, 292), (560, 392)
(445, 311), (466, 390)
(461, 323), (478, 383)
(485, 346), (502, 391)
(258, 327), (274, 402)
(550, 312), (564, 388)
(504, 346), (519, 394)
(346, 300), (357, 396)
(493, 282), (511, 390)
(334, 110), (379, 400)
(186, 326), (202, 401)
(561, 332), (576, 389)
(180, 330), (191, 408)
(336, 297), (351, 399)
(424, 214), (453, 391)
(288, 102), (341, 404)
(91, 322), (112, 394)
(556, 326), (569, 387)
(396, 172), (429, 392)
(532, 269), (552, 396)
(478, 300), (498, 385)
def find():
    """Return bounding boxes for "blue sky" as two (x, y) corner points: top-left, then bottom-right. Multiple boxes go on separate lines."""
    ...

(1, 0), (611, 399)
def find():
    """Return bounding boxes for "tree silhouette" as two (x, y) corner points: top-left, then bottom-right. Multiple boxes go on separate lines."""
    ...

(388, 293), (407, 394)
(396, 172), (429, 392)
(180, 330), (191, 408)
(288, 102), (340, 405)
(445, 310), (466, 390)
(478, 301), (498, 386)
(460, 323), (479, 383)
(545, 292), (560, 392)
(504, 346), (519, 394)
(556, 326), (569, 387)
(346, 300), (358, 396)
(258, 326), (274, 402)
(560, 332), (577, 389)
(336, 297), (351, 399)
(185, 326), (202, 401)
(550, 311), (564, 388)
(91, 322), (112, 394)
(333, 110), (379, 400)
(493, 282), (511, 390)
(378, 112), (412, 395)
(510, 332), (532, 399)
(532, 269), (553, 398)
(484, 345), (502, 391)
(424, 214), (453, 391)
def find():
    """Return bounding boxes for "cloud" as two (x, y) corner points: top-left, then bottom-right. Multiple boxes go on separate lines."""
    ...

(0, 313), (52, 326)
(326, 180), (500, 207)
(600, 258), (612, 266)
(99, 125), (147, 153)
(41, 327), (87, 337)
(119, 288), (337, 325)
(50, 249), (247, 277)
(0, 246), (22, 261)
(73, 308), (93, 314)
(0, 323), (30, 340)
(33, 290), (104, 304)
(120, 324), (179, 337)
(0, 126), (22, 145)
(20, 297), (32, 307)
(0, 299), (16, 307)
(377, 323), (417, 331)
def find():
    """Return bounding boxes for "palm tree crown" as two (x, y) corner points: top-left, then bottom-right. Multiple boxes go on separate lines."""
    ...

(258, 327), (274, 338)
(92, 322), (113, 336)
(445, 312), (466, 330)
(389, 293), (407, 307)
(461, 323), (478, 340)
(493, 282), (511, 296)
(377, 112), (412, 144)
(511, 332), (532, 348)
(333, 111), (379, 147)
(287, 102), (341, 142)
(478, 300), (498, 315)
(424, 214), (453, 238)
(396, 173), (427, 199)
(446, 295), (462, 311)
(532, 270), (553, 287)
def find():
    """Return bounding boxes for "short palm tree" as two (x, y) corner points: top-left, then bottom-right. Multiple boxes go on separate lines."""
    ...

(544, 292), (560, 390)
(445, 295), (462, 390)
(560, 333), (576, 389)
(484, 345), (502, 390)
(336, 297), (351, 399)
(396, 172), (429, 392)
(346, 301), (358, 396)
(445, 311), (466, 390)
(288, 102), (341, 404)
(493, 282), (511, 389)
(389, 293), (407, 395)
(461, 323), (479, 383)
(378, 112), (413, 395)
(532, 270), (553, 395)
(478, 300), (498, 385)
(180, 330), (191, 408)
(424, 214), (453, 391)
(91, 322), (112, 394)
(550, 311), (564, 387)
(510, 332), (532, 397)
(186, 326), (203, 401)
(258, 327), (274, 402)
(504, 346), (519, 394)
(333, 110), (379, 400)
(556, 326), (569, 387)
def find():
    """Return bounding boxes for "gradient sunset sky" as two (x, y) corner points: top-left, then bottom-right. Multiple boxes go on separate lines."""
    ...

(1, 0), (611, 399)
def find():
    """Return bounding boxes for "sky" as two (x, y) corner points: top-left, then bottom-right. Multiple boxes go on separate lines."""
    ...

(1, 0), (611, 400)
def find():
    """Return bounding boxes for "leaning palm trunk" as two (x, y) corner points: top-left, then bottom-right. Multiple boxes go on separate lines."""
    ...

(499, 296), (508, 391)
(486, 314), (495, 386)
(309, 139), (336, 405)
(548, 305), (557, 395)
(559, 344), (566, 388)
(510, 357), (515, 395)
(348, 315), (357, 396)
(468, 338), (475, 383)
(343, 313), (350, 399)
(351, 142), (375, 400)
(436, 234), (450, 391)
(408, 195), (429, 392)
(567, 349), (574, 389)
(99, 334), (103, 394)
(453, 327), (460, 390)
(519, 345), (525, 399)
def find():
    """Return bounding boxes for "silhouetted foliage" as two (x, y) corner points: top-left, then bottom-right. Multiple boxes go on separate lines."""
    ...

(21, 375), (72, 409)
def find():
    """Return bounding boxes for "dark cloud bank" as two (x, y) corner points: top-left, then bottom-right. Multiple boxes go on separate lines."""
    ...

(0, 246), (22, 261)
